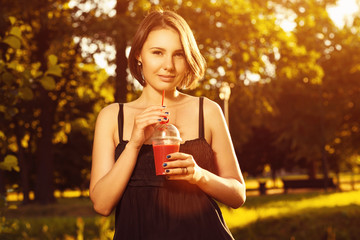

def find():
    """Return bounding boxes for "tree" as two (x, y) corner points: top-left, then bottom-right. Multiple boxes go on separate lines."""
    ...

(267, 0), (360, 179)
(1, 0), (359, 201)
(0, 13), (63, 203)
(0, 0), (113, 204)
(320, 13), (360, 174)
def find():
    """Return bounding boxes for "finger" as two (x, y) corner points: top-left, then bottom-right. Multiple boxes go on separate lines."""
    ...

(142, 105), (166, 113)
(135, 116), (162, 127)
(165, 166), (192, 175)
(167, 175), (192, 181)
(136, 107), (169, 125)
(166, 152), (191, 160)
(135, 111), (167, 126)
(163, 159), (191, 169)
(136, 110), (165, 120)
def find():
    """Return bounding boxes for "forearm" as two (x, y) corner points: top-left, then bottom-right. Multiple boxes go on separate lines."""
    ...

(195, 169), (246, 209)
(90, 144), (140, 216)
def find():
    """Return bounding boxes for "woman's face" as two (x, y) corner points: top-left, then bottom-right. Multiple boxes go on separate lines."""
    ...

(138, 27), (188, 91)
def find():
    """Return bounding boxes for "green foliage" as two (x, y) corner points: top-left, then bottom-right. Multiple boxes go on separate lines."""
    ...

(0, 17), (32, 119)
(0, 1), (114, 203)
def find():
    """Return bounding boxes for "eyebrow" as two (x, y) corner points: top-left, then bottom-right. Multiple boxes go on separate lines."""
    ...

(149, 47), (184, 52)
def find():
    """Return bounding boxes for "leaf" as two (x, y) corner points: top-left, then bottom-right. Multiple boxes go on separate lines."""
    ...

(18, 87), (34, 100)
(52, 130), (68, 144)
(31, 68), (43, 78)
(3, 35), (21, 49)
(0, 155), (19, 172)
(7, 107), (19, 118)
(80, 63), (96, 72)
(45, 65), (62, 77)
(9, 16), (16, 25)
(21, 133), (30, 148)
(0, 130), (4, 139)
(0, 60), (4, 72)
(22, 69), (32, 81)
(65, 122), (71, 134)
(39, 76), (56, 90)
(243, 52), (250, 62)
(1, 72), (14, 86)
(48, 54), (58, 66)
(10, 26), (22, 38)
(7, 60), (19, 70)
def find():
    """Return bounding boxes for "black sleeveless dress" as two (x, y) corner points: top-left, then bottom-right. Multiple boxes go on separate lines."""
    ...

(113, 97), (235, 240)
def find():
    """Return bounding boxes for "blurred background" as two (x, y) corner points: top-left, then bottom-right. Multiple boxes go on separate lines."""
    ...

(1, 0), (359, 239)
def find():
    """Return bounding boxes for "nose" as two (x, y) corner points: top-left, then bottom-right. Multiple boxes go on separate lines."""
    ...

(162, 55), (174, 71)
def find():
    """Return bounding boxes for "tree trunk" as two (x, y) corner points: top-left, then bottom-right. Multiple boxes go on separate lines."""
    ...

(35, 89), (56, 204)
(308, 160), (317, 179)
(16, 132), (30, 204)
(32, 21), (56, 204)
(0, 170), (5, 197)
(114, 0), (129, 103)
(271, 168), (277, 188)
(321, 147), (329, 191)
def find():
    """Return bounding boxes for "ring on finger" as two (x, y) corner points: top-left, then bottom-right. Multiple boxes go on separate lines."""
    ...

(182, 167), (188, 175)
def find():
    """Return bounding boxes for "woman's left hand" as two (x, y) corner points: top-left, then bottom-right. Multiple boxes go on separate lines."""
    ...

(163, 152), (203, 184)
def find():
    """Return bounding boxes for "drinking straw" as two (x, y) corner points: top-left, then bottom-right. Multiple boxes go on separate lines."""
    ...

(161, 90), (169, 124)
(162, 90), (165, 106)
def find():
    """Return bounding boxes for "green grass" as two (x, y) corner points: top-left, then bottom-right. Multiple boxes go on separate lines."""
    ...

(224, 190), (360, 240)
(1, 190), (360, 240)
(232, 205), (360, 240)
(1, 198), (112, 240)
(4, 197), (96, 218)
(244, 173), (360, 190)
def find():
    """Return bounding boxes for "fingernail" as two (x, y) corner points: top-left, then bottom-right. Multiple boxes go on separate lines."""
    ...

(164, 112), (169, 114)
(163, 163), (167, 167)
(163, 117), (167, 120)
(162, 105), (166, 108)
(157, 119), (162, 121)
(166, 155), (171, 159)
(165, 169), (170, 173)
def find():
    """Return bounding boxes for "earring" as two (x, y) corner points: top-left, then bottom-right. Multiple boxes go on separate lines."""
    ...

(138, 61), (142, 66)
(141, 71), (145, 84)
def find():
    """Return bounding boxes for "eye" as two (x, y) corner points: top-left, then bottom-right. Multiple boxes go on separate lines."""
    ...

(174, 52), (185, 58)
(152, 51), (163, 55)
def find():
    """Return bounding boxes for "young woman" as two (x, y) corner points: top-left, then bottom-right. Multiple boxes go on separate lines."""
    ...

(90, 9), (246, 240)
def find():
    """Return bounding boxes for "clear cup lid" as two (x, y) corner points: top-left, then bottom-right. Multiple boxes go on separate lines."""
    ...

(152, 123), (182, 141)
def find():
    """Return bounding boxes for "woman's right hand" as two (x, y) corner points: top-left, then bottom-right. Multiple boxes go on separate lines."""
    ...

(90, 104), (167, 215)
(128, 105), (167, 149)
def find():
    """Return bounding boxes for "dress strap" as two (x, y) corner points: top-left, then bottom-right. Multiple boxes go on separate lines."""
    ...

(118, 103), (124, 143)
(199, 97), (204, 138)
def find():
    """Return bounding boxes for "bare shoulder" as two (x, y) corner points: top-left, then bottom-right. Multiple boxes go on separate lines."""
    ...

(202, 97), (226, 142)
(93, 103), (120, 149)
(202, 97), (223, 118)
(96, 103), (120, 123)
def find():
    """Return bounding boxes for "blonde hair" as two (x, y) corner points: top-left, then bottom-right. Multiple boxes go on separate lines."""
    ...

(128, 9), (206, 89)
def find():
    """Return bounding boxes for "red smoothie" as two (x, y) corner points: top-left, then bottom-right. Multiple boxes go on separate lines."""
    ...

(153, 144), (180, 175)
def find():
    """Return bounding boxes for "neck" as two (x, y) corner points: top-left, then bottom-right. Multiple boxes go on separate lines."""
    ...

(138, 86), (182, 107)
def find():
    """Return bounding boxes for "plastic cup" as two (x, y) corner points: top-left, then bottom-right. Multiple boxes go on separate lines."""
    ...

(152, 123), (181, 175)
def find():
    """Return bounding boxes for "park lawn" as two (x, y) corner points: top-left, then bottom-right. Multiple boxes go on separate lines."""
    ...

(225, 190), (360, 240)
(244, 172), (360, 190)
(1, 190), (360, 240)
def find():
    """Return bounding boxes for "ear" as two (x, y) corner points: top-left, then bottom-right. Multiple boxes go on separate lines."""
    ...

(137, 55), (142, 63)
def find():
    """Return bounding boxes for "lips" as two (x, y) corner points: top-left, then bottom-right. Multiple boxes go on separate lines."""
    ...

(158, 75), (175, 82)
